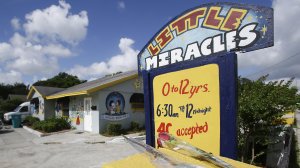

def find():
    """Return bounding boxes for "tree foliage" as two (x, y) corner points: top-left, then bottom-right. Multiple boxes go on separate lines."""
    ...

(238, 75), (299, 165)
(0, 83), (29, 100)
(0, 99), (24, 113)
(33, 72), (86, 88)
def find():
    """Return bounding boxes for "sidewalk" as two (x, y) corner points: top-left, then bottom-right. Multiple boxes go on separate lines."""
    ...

(0, 128), (143, 168)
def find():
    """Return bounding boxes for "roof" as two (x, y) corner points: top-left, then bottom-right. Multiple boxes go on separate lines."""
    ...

(46, 70), (138, 99)
(27, 86), (65, 99)
(8, 94), (27, 101)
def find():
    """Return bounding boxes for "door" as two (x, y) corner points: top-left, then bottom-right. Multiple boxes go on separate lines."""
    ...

(84, 97), (92, 132)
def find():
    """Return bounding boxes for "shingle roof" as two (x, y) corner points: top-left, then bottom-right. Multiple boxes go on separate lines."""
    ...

(8, 94), (27, 101)
(46, 70), (138, 99)
(27, 86), (65, 99)
(33, 86), (65, 96)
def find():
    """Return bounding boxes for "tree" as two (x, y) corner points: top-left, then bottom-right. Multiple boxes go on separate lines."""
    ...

(238, 75), (299, 165)
(33, 72), (86, 88)
(0, 99), (24, 112)
(0, 99), (24, 120)
(0, 83), (29, 100)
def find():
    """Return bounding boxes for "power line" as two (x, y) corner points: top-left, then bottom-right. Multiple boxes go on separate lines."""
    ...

(244, 51), (300, 78)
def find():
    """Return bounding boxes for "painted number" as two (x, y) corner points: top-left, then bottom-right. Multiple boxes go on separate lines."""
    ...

(156, 104), (162, 116)
(157, 104), (174, 117)
(164, 104), (173, 117)
(186, 103), (193, 118)
(157, 122), (172, 133)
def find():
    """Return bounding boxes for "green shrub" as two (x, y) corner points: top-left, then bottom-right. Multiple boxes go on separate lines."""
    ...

(23, 116), (40, 126)
(106, 123), (122, 135)
(32, 117), (70, 133)
(130, 121), (140, 131)
(42, 122), (57, 132)
(32, 122), (42, 131)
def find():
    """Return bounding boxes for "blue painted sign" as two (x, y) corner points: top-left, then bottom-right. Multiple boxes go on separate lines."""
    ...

(138, 2), (273, 72)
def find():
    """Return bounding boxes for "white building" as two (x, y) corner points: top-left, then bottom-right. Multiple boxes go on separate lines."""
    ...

(27, 86), (65, 121)
(46, 70), (144, 134)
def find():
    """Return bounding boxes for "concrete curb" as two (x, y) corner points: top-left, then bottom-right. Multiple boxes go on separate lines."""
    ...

(23, 126), (71, 137)
(106, 135), (146, 143)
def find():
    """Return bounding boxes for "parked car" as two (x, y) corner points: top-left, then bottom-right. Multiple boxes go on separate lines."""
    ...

(4, 102), (31, 123)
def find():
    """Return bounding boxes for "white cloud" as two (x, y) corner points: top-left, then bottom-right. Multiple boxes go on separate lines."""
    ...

(0, 43), (13, 62)
(24, 0), (88, 45)
(0, 70), (22, 84)
(68, 38), (138, 79)
(238, 0), (300, 82)
(118, 1), (126, 9)
(0, 1), (88, 84)
(40, 77), (47, 81)
(42, 44), (72, 57)
(11, 17), (20, 30)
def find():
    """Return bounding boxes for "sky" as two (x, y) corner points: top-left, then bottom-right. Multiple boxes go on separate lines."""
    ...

(0, 0), (299, 89)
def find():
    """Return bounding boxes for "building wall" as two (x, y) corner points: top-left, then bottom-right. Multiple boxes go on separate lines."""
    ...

(69, 95), (85, 130)
(44, 100), (56, 119)
(96, 78), (144, 133)
(31, 92), (56, 121)
(31, 92), (45, 121)
(68, 77), (144, 133)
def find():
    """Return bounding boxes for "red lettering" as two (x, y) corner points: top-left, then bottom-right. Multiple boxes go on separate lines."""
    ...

(203, 122), (208, 132)
(162, 82), (170, 96)
(147, 43), (160, 56)
(176, 129), (181, 136)
(199, 126), (203, 133)
(180, 79), (189, 94)
(161, 79), (209, 98)
(175, 122), (208, 139)
(203, 7), (224, 29)
(171, 8), (206, 35)
(157, 122), (172, 133)
(155, 27), (173, 49)
(221, 8), (247, 31)
(203, 84), (208, 92)
(189, 85), (201, 98)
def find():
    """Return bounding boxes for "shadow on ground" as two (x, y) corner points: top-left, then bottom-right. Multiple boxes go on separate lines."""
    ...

(0, 129), (14, 134)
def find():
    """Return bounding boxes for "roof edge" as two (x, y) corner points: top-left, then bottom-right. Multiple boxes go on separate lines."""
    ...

(46, 91), (87, 99)
(27, 86), (44, 100)
(86, 73), (138, 94)
(46, 72), (138, 100)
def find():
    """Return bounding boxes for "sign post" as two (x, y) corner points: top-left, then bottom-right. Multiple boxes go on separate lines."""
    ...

(139, 2), (273, 159)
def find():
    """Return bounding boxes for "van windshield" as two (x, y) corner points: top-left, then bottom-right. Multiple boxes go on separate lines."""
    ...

(14, 106), (22, 112)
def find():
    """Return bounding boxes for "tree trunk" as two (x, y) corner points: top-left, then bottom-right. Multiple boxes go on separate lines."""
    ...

(250, 136), (255, 164)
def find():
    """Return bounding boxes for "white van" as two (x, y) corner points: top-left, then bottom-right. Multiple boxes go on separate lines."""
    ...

(4, 102), (30, 123)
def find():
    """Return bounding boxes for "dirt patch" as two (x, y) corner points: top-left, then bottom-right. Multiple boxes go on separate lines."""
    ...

(43, 142), (62, 145)
(85, 141), (105, 144)
(18, 151), (36, 157)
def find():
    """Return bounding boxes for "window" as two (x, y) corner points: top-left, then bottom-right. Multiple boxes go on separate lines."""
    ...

(130, 93), (144, 110)
(20, 106), (28, 112)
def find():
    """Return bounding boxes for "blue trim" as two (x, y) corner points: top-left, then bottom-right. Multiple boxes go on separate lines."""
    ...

(143, 70), (154, 146)
(143, 53), (237, 159)
(219, 53), (238, 159)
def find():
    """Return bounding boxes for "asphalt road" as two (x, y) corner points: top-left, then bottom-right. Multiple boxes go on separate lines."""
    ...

(0, 128), (141, 168)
